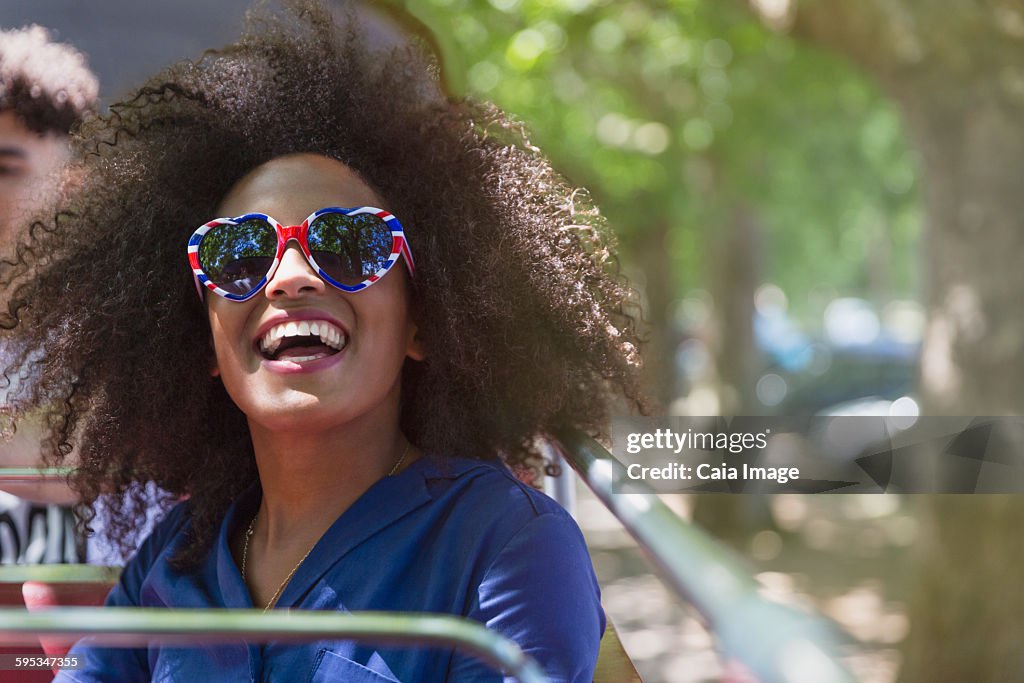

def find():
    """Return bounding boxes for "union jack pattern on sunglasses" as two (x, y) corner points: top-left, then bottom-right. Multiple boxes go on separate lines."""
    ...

(187, 206), (414, 301)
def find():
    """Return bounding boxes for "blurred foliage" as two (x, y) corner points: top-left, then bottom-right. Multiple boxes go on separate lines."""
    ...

(400, 0), (922, 322)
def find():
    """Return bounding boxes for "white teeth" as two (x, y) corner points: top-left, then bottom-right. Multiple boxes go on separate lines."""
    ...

(258, 319), (348, 357)
(285, 354), (327, 363)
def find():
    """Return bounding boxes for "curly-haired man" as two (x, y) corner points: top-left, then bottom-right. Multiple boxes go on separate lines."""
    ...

(0, 24), (98, 563)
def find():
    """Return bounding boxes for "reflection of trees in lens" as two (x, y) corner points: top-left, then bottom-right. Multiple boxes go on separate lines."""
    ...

(199, 220), (276, 293)
(310, 214), (391, 284)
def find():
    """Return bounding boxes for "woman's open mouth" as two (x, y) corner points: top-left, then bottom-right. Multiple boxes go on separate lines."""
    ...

(257, 319), (347, 363)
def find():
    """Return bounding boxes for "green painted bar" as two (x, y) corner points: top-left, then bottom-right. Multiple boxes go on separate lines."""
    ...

(0, 467), (74, 481)
(0, 608), (548, 683)
(552, 429), (857, 683)
(0, 565), (119, 584)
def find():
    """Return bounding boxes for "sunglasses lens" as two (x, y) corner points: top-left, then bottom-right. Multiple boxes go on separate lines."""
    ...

(199, 219), (278, 296)
(308, 213), (394, 286)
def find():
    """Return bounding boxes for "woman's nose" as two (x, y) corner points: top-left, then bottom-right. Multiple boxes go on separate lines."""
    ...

(265, 242), (326, 299)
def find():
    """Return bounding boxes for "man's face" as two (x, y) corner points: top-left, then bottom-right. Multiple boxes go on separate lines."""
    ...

(0, 110), (71, 244)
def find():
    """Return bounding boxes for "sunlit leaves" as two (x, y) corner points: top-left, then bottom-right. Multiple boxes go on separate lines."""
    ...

(681, 118), (713, 150)
(507, 28), (548, 69)
(404, 0), (922, 313)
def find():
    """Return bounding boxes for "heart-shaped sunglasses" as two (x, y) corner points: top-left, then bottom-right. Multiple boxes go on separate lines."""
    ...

(187, 206), (414, 301)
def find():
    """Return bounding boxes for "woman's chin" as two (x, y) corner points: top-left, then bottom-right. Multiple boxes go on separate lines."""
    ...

(242, 392), (350, 434)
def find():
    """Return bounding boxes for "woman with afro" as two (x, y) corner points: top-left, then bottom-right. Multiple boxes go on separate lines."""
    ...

(2, 1), (645, 680)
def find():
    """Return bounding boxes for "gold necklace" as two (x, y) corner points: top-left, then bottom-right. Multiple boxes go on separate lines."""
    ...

(241, 443), (412, 611)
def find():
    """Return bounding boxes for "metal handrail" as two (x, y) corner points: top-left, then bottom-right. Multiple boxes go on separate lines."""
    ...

(551, 429), (857, 683)
(0, 564), (118, 583)
(0, 467), (73, 482)
(0, 448), (860, 682)
(0, 608), (548, 683)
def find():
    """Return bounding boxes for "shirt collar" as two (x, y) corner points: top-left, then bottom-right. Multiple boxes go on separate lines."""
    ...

(213, 454), (500, 609)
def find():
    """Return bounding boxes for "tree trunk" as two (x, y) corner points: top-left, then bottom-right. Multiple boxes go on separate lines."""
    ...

(691, 203), (766, 541)
(709, 203), (761, 416)
(893, 76), (1024, 683)
(631, 219), (678, 408)
(745, 1), (1024, 678)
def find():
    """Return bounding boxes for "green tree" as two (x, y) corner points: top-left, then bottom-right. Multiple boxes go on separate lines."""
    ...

(403, 0), (919, 413)
(741, 1), (1024, 679)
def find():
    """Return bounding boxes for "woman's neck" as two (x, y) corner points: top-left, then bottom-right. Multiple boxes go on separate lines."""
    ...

(246, 410), (414, 550)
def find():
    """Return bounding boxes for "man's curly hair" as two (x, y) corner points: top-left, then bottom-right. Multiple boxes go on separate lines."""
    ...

(0, 25), (98, 134)
(0, 0), (645, 569)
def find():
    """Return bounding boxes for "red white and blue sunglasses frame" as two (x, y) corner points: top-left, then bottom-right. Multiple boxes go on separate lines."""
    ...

(187, 206), (414, 302)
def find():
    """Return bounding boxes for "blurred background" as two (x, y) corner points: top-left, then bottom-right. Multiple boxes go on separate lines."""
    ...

(3, 1), (1023, 681)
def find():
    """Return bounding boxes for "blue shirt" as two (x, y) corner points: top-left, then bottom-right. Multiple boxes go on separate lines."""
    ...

(56, 456), (605, 682)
